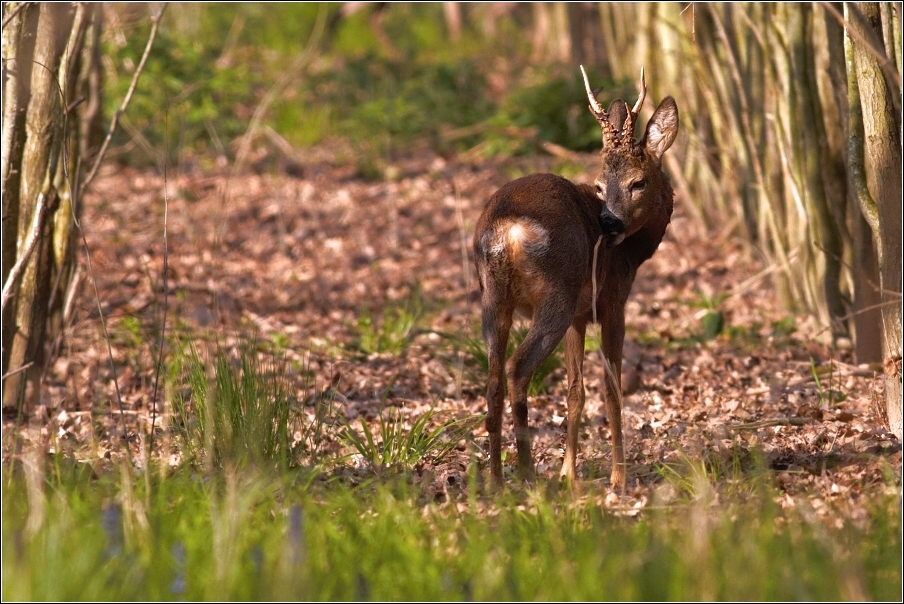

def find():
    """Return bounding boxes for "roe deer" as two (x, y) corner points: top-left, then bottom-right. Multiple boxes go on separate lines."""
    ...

(473, 66), (679, 489)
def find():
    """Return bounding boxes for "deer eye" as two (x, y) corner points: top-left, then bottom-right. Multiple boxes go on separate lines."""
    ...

(630, 179), (646, 193)
(595, 183), (605, 199)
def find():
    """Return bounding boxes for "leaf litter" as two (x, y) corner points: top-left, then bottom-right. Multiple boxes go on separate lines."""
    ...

(3, 149), (900, 520)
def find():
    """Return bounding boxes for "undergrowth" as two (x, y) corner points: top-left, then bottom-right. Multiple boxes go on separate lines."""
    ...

(105, 4), (638, 169)
(2, 457), (900, 601)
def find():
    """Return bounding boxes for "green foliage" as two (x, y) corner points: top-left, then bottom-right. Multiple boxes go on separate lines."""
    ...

(656, 447), (770, 502)
(688, 291), (727, 342)
(198, 3), (330, 55)
(289, 55), (494, 155)
(104, 5), (637, 167)
(105, 20), (259, 166)
(341, 390), (482, 473)
(355, 288), (427, 356)
(3, 464), (901, 601)
(810, 358), (847, 405)
(486, 70), (612, 156)
(771, 316), (798, 341)
(169, 340), (299, 470)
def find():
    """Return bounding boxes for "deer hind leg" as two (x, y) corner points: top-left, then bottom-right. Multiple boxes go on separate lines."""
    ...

(507, 299), (574, 480)
(600, 314), (627, 491)
(481, 291), (513, 486)
(560, 322), (587, 484)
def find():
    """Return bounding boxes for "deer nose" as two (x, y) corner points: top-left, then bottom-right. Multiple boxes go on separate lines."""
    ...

(598, 210), (625, 246)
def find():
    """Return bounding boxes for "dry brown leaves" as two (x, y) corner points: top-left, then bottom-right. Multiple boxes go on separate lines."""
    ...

(3, 148), (900, 517)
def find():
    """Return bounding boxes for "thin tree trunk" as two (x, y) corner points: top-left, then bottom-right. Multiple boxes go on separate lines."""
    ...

(819, 4), (883, 362)
(1, 3), (89, 414)
(443, 2), (461, 44)
(848, 2), (903, 438)
(1, 2), (37, 381)
(790, 4), (850, 343)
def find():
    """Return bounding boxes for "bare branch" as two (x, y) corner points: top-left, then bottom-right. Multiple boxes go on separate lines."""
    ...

(1, 192), (47, 312)
(80, 3), (167, 192)
(1, 361), (33, 380)
(149, 103), (171, 458)
(1, 1), (30, 30)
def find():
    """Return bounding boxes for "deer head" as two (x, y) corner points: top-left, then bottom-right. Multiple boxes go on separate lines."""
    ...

(581, 66), (679, 247)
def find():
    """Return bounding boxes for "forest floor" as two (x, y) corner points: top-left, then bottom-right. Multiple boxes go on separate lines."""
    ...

(4, 149), (900, 518)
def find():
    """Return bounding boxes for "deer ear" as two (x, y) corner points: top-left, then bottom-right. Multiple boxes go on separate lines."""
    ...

(643, 97), (679, 159)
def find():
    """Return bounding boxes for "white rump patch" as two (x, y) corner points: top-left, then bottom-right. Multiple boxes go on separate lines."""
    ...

(484, 218), (550, 258)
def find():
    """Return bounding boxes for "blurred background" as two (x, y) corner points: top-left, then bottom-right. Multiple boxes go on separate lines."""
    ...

(100, 2), (901, 357)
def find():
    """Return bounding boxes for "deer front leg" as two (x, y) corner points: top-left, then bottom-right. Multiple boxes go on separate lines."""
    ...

(560, 322), (587, 484)
(600, 313), (627, 491)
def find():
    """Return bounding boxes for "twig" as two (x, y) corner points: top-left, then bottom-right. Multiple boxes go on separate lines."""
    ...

(149, 99), (171, 458)
(452, 177), (471, 401)
(1, 192), (49, 313)
(1, 1), (29, 30)
(750, 360), (880, 397)
(1, 362), (33, 381)
(80, 3), (167, 192)
(79, 229), (130, 451)
(538, 141), (583, 162)
(728, 417), (811, 431)
(71, 4), (168, 460)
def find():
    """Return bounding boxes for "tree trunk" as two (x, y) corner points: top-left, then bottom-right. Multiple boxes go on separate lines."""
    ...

(847, 2), (903, 438)
(818, 4), (883, 363)
(1, 2), (37, 383)
(443, 2), (461, 44)
(789, 4), (850, 345)
(1, 3), (94, 415)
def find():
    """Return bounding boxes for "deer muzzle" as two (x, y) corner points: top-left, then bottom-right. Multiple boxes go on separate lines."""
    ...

(598, 209), (626, 247)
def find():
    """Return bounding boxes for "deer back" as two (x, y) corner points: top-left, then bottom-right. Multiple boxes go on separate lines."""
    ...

(473, 173), (604, 317)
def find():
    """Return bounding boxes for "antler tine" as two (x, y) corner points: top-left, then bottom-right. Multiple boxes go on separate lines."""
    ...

(581, 65), (618, 145)
(621, 66), (647, 140)
(580, 65), (606, 117)
(631, 66), (647, 117)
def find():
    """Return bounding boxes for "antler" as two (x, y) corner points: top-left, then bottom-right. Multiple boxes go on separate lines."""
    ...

(581, 65), (618, 146)
(580, 64), (605, 116)
(631, 66), (646, 117)
(622, 66), (647, 139)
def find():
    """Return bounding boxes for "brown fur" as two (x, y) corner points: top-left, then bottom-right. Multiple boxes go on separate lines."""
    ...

(474, 91), (679, 489)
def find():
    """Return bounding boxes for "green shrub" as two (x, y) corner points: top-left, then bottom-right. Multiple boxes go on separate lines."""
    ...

(105, 21), (259, 166)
